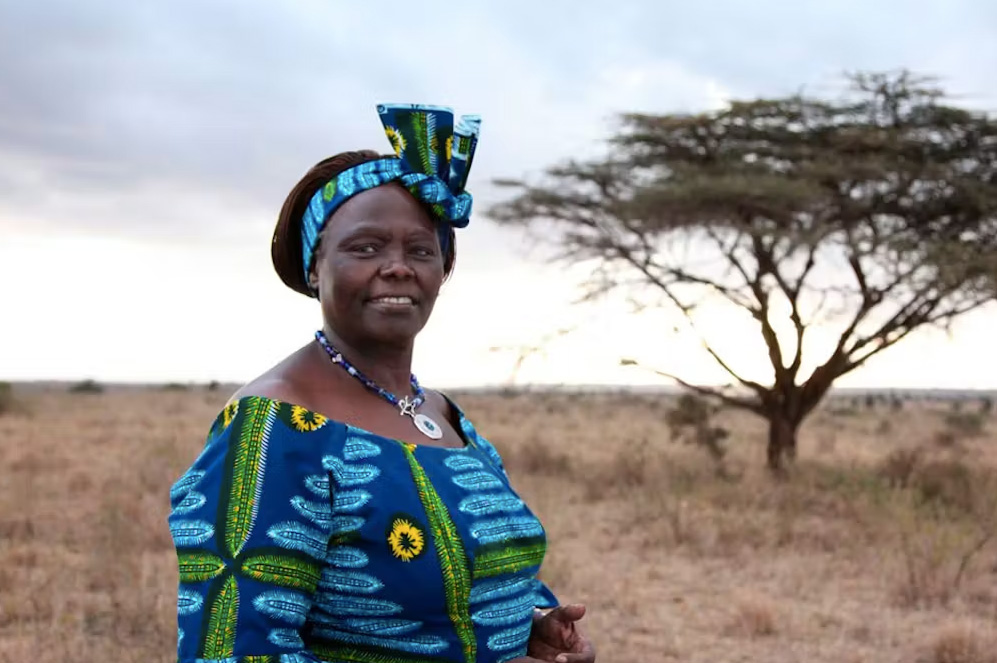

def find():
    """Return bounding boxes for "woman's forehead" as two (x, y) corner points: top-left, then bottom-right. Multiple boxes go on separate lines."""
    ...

(325, 184), (436, 235)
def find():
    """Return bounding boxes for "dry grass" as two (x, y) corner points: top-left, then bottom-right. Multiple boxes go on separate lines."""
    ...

(1, 385), (997, 662)
(921, 623), (997, 663)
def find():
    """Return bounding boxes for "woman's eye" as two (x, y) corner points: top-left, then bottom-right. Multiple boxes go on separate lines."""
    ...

(411, 246), (435, 258)
(353, 244), (377, 254)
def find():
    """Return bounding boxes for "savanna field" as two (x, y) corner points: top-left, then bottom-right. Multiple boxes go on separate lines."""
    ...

(1, 384), (996, 663)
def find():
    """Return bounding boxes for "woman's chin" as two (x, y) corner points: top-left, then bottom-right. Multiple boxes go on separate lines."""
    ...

(360, 319), (428, 347)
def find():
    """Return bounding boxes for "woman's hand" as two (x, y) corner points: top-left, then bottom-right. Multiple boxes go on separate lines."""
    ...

(522, 604), (596, 663)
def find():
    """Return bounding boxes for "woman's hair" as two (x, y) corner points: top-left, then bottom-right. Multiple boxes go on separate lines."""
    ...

(271, 151), (458, 297)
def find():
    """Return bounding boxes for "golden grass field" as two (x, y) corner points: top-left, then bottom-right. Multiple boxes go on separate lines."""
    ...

(1, 384), (996, 663)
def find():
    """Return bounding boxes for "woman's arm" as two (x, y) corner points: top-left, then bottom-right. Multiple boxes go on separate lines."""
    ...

(169, 396), (333, 662)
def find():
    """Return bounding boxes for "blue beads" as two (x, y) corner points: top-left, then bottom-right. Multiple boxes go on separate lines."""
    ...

(315, 330), (425, 412)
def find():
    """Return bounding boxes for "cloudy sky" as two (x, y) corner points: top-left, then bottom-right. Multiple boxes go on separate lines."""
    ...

(2, 0), (996, 389)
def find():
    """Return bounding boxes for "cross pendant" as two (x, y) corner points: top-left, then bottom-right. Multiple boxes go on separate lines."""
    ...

(398, 397), (417, 418)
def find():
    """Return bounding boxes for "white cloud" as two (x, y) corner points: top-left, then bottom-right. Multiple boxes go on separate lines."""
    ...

(1, 0), (995, 388)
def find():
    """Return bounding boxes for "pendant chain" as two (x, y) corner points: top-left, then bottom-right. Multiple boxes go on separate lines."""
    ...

(314, 330), (425, 416)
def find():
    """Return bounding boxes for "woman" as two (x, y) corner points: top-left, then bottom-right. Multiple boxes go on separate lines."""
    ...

(168, 103), (595, 663)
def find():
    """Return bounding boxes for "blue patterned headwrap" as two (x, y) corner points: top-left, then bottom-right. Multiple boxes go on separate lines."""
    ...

(301, 103), (482, 285)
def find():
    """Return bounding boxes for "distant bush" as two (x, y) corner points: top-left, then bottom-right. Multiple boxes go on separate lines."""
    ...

(979, 396), (993, 415)
(69, 379), (104, 394)
(942, 411), (986, 438)
(206, 380), (221, 392)
(881, 453), (989, 516)
(878, 447), (922, 489)
(916, 459), (976, 514)
(0, 381), (14, 415)
(665, 393), (729, 472)
(161, 382), (189, 391)
(934, 430), (959, 449)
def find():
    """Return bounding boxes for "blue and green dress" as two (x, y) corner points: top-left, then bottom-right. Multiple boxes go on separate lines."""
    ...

(168, 395), (558, 663)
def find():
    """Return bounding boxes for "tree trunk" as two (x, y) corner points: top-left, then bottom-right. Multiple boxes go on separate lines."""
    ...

(766, 415), (799, 475)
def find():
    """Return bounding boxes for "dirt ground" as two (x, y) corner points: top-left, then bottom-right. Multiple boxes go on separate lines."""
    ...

(1, 385), (996, 662)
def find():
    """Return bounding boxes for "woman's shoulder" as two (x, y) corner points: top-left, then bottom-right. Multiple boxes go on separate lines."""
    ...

(210, 376), (346, 442)
(172, 386), (346, 516)
(221, 342), (331, 412)
(228, 375), (308, 408)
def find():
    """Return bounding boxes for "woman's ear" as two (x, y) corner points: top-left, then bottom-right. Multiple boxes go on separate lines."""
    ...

(307, 237), (323, 294)
(307, 267), (320, 295)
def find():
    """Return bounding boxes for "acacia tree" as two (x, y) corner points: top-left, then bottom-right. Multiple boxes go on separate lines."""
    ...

(489, 71), (997, 473)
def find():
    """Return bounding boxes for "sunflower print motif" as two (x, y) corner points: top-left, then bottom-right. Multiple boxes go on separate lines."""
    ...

(289, 405), (327, 433)
(222, 401), (239, 426)
(387, 516), (425, 562)
(384, 126), (406, 157)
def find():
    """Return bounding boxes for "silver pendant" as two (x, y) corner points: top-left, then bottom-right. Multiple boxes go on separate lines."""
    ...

(398, 397), (417, 418)
(413, 413), (443, 440)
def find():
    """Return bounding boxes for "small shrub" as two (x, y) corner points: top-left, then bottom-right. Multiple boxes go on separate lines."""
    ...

(0, 381), (14, 415)
(510, 442), (572, 478)
(934, 430), (959, 449)
(161, 382), (189, 391)
(878, 447), (922, 489)
(897, 524), (958, 608)
(206, 380), (221, 392)
(923, 623), (997, 663)
(916, 460), (975, 514)
(893, 475), (997, 609)
(665, 393), (729, 471)
(497, 387), (519, 400)
(943, 411), (986, 438)
(69, 379), (104, 394)
(726, 596), (778, 638)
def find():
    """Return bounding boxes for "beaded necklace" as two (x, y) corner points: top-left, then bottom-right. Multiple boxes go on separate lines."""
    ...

(314, 330), (443, 440)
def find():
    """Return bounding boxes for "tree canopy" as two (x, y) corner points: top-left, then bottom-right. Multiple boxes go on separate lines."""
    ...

(489, 71), (997, 472)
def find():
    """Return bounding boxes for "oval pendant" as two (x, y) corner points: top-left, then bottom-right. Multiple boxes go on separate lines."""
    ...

(413, 413), (443, 440)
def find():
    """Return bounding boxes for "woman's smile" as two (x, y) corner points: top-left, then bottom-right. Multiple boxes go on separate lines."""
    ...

(367, 294), (418, 311)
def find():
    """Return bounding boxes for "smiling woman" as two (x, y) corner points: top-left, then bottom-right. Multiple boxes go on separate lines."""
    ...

(166, 104), (595, 663)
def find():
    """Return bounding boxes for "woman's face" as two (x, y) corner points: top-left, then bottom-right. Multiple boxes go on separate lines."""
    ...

(309, 183), (445, 348)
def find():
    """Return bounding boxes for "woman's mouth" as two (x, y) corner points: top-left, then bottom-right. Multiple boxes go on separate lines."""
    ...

(368, 295), (416, 308)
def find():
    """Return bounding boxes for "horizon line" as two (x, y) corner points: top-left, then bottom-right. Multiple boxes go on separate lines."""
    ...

(6, 379), (996, 397)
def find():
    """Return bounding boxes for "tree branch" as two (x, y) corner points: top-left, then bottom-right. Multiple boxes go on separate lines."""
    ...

(616, 252), (770, 397)
(620, 359), (765, 415)
(843, 295), (992, 372)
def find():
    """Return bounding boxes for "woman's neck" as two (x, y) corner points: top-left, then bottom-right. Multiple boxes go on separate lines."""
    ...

(318, 325), (417, 397)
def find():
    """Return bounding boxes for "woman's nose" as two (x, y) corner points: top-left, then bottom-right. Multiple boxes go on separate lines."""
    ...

(378, 251), (415, 278)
